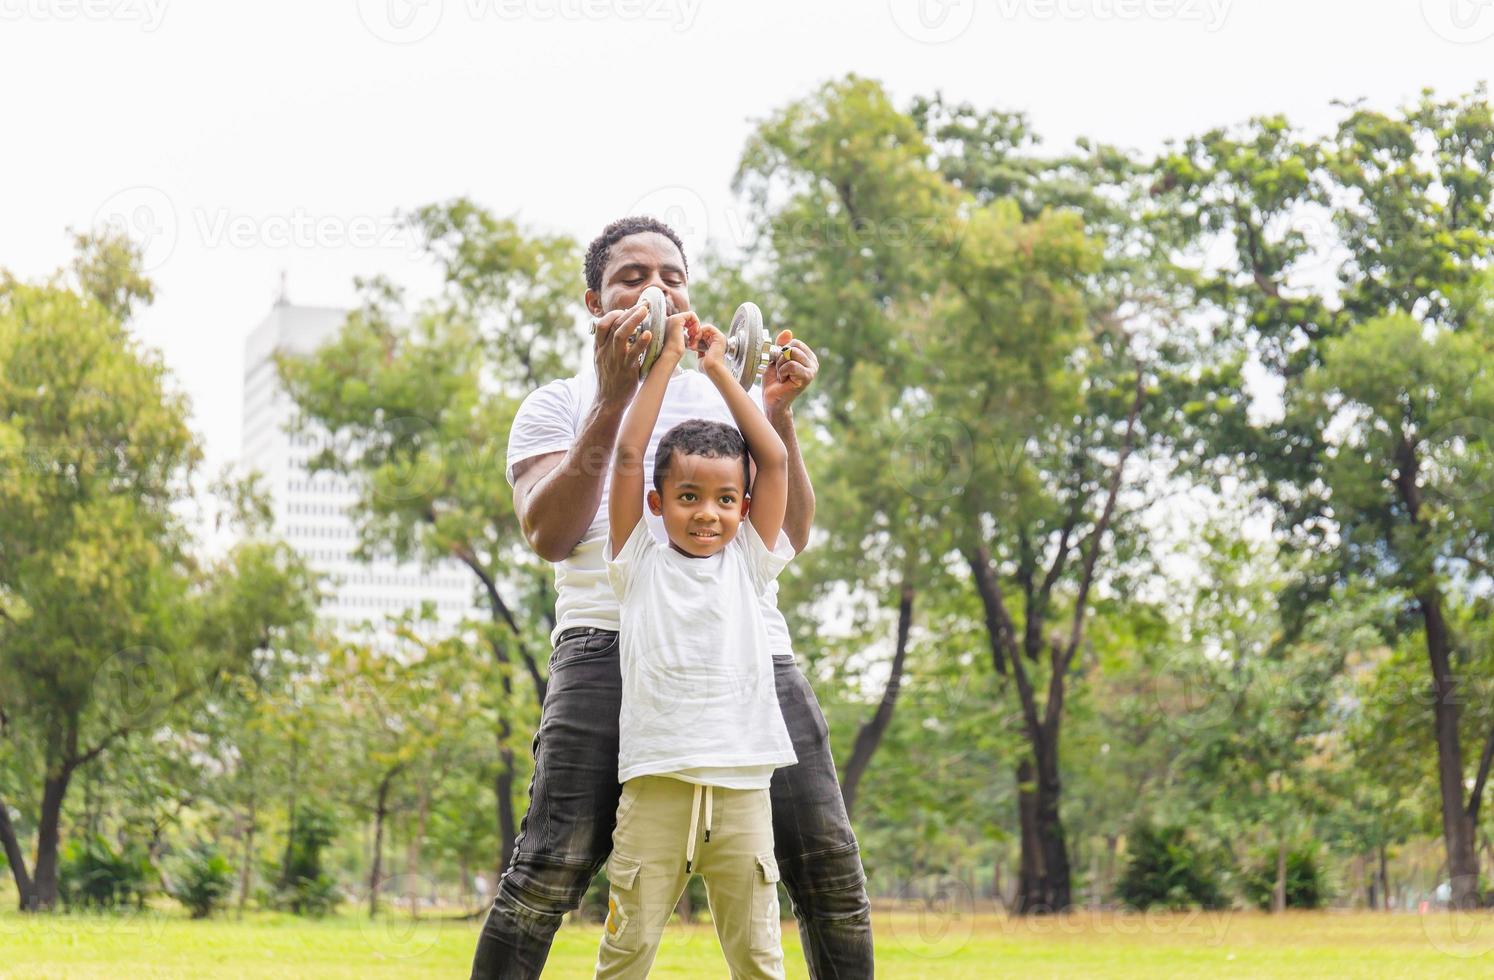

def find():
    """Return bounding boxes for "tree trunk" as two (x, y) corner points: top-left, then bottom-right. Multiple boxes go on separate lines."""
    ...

(369, 769), (395, 919)
(1014, 748), (1071, 913)
(1272, 838), (1287, 913)
(840, 583), (914, 819)
(279, 736), (300, 891)
(1419, 590), (1482, 909)
(1103, 833), (1119, 907)
(406, 782), (431, 918)
(0, 794), (38, 911)
(237, 795), (257, 918)
(29, 768), (74, 912)
(1379, 842), (1390, 911)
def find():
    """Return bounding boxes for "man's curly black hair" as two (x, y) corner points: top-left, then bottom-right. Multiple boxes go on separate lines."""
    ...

(584, 216), (688, 294)
(653, 419), (749, 497)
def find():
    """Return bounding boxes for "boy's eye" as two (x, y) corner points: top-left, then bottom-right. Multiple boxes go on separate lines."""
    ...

(719, 496), (734, 505)
(680, 493), (695, 501)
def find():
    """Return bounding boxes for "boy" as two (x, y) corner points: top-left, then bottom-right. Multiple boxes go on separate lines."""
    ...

(596, 304), (798, 978)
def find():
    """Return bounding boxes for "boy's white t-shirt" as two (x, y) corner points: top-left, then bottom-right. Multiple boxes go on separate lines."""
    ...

(504, 363), (797, 661)
(604, 513), (798, 789)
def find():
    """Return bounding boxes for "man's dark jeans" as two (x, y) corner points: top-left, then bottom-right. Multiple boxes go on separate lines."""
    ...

(470, 627), (874, 978)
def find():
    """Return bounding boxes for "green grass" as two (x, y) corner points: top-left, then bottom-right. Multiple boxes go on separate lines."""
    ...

(4, 907), (1494, 977)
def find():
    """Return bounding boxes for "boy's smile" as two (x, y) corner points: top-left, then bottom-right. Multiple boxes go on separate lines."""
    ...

(648, 452), (750, 559)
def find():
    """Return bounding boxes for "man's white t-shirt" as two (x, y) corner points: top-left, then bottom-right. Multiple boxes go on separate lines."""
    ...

(504, 362), (797, 660)
(603, 514), (798, 788)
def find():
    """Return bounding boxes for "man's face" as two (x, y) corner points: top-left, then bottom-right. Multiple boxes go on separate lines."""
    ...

(586, 231), (690, 318)
(647, 453), (749, 559)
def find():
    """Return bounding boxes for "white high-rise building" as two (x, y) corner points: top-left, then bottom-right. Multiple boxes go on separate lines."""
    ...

(241, 299), (477, 635)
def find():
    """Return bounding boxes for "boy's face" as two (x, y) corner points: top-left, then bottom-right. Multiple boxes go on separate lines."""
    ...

(647, 452), (749, 559)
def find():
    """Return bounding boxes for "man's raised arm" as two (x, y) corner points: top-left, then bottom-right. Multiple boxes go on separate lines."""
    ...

(761, 332), (820, 555)
(513, 302), (654, 562)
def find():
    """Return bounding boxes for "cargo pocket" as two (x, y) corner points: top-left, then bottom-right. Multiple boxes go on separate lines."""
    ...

(603, 856), (643, 952)
(750, 853), (782, 952)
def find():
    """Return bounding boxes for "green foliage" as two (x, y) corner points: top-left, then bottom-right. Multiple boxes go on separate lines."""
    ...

(168, 842), (234, 919)
(58, 834), (154, 911)
(1241, 846), (1327, 910)
(1115, 825), (1227, 910)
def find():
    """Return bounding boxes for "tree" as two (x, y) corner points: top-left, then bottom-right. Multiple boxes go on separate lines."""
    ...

(276, 200), (574, 877)
(1152, 88), (1494, 907)
(735, 76), (1183, 911)
(0, 232), (317, 911)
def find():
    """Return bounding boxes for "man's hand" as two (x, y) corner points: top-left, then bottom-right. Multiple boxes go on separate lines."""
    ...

(592, 300), (654, 408)
(762, 330), (817, 417)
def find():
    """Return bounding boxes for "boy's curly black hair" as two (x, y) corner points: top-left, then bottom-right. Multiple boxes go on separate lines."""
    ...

(653, 419), (749, 496)
(583, 216), (688, 293)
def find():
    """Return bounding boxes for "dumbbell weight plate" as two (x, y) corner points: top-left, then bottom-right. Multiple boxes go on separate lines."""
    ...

(727, 301), (768, 390)
(635, 285), (668, 378)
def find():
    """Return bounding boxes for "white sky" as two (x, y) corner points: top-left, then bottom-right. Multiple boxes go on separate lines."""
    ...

(3, 0), (1492, 483)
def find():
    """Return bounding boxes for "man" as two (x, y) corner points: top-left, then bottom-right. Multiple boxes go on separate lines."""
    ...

(470, 216), (874, 978)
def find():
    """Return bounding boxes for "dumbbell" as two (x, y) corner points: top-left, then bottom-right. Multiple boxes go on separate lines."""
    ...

(601, 287), (788, 389)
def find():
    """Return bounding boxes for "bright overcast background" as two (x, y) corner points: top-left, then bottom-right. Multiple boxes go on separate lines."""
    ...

(3, 0), (1492, 485)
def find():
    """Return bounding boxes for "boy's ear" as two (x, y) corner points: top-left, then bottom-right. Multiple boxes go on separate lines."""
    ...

(646, 489), (663, 516)
(740, 494), (751, 517)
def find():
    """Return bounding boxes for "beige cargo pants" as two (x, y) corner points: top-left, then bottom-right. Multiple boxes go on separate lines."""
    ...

(594, 775), (784, 979)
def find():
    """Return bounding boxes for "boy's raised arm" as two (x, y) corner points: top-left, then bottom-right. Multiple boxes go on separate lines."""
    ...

(689, 324), (789, 546)
(608, 308), (692, 557)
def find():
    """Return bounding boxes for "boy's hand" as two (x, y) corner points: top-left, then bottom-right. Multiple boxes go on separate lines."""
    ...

(686, 321), (728, 377)
(647, 310), (695, 377)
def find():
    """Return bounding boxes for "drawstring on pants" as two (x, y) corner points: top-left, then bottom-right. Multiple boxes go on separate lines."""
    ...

(684, 784), (714, 873)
